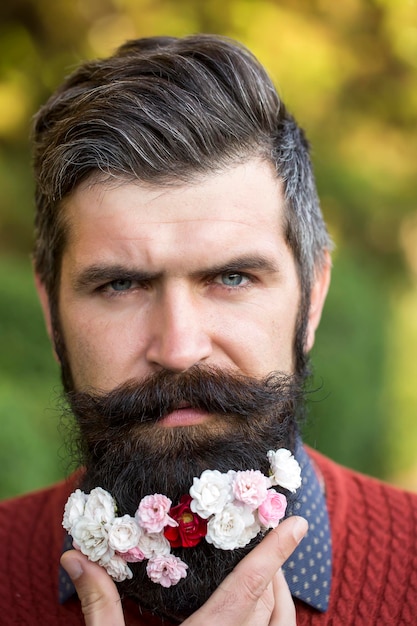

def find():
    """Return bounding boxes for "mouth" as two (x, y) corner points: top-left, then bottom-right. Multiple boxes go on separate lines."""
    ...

(158, 403), (212, 427)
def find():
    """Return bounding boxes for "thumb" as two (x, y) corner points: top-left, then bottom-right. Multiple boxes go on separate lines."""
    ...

(60, 550), (125, 626)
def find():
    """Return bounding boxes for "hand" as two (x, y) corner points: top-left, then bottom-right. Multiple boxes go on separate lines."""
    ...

(61, 515), (308, 626)
(183, 516), (307, 625)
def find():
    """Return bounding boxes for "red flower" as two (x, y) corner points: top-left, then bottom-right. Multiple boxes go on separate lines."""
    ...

(164, 495), (208, 548)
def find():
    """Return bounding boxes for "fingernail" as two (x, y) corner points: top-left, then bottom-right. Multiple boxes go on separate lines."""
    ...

(292, 516), (308, 544)
(61, 554), (83, 581)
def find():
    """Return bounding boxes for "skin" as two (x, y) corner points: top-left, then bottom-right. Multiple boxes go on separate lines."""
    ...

(37, 157), (330, 623)
(38, 159), (329, 413)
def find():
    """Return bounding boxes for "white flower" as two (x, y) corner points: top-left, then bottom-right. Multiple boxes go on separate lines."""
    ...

(205, 502), (260, 550)
(84, 487), (117, 525)
(137, 531), (171, 560)
(189, 469), (233, 519)
(267, 449), (302, 493)
(63, 489), (87, 532)
(102, 554), (133, 582)
(108, 515), (142, 553)
(71, 517), (113, 562)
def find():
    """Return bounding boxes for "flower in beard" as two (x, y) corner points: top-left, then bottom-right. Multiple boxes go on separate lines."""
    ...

(189, 469), (233, 519)
(122, 546), (146, 563)
(108, 514), (142, 553)
(164, 495), (208, 548)
(71, 517), (113, 562)
(137, 531), (171, 560)
(231, 470), (270, 510)
(257, 489), (287, 528)
(267, 449), (302, 493)
(101, 554), (133, 583)
(206, 502), (260, 550)
(146, 554), (188, 587)
(63, 489), (87, 531)
(84, 487), (117, 525)
(136, 494), (178, 533)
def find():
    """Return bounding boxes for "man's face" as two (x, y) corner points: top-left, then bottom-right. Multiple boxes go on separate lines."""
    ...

(56, 158), (302, 403)
(37, 157), (329, 619)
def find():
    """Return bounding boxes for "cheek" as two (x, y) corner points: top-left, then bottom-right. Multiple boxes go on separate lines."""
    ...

(64, 330), (104, 387)
(218, 301), (298, 377)
(59, 313), (127, 389)
(62, 307), (165, 391)
(267, 319), (297, 372)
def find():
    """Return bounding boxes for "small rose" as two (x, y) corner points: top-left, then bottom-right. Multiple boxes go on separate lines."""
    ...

(108, 515), (142, 553)
(137, 531), (171, 560)
(205, 502), (260, 550)
(164, 495), (208, 548)
(122, 546), (146, 563)
(190, 469), (232, 519)
(71, 517), (113, 562)
(102, 554), (133, 582)
(136, 494), (177, 533)
(267, 449), (302, 493)
(84, 487), (117, 525)
(257, 489), (287, 528)
(146, 554), (188, 587)
(232, 470), (270, 510)
(63, 489), (87, 532)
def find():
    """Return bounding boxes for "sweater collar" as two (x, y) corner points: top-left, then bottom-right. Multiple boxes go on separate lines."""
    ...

(59, 442), (332, 612)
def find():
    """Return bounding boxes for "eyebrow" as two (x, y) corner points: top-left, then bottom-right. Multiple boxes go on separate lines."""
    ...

(72, 266), (159, 291)
(190, 255), (280, 279)
(72, 255), (280, 291)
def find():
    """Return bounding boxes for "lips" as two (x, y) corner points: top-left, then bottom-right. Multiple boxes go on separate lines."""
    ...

(159, 405), (211, 427)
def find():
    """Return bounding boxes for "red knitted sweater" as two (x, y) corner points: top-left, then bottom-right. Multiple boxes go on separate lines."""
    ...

(1, 447), (417, 625)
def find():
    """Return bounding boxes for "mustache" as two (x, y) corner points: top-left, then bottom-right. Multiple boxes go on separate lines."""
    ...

(66, 366), (303, 427)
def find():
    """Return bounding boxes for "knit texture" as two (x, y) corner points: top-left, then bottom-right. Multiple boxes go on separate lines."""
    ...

(296, 448), (417, 625)
(1, 447), (417, 625)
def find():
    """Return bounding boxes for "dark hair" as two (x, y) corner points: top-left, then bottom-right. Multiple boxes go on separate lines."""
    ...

(32, 34), (331, 348)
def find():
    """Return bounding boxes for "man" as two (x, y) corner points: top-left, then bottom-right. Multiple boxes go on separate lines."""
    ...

(1, 34), (417, 625)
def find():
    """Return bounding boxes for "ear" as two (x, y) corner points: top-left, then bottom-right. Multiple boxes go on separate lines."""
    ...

(304, 251), (331, 353)
(34, 273), (60, 362)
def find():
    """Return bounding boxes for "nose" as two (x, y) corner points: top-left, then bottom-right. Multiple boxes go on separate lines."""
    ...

(145, 284), (212, 372)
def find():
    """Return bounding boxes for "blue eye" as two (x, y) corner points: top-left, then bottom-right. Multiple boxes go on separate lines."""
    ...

(220, 273), (247, 286)
(109, 279), (132, 291)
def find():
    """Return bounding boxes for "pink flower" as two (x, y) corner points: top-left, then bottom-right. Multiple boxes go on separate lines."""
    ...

(121, 546), (146, 563)
(257, 490), (287, 528)
(136, 494), (178, 533)
(232, 470), (270, 510)
(146, 554), (188, 587)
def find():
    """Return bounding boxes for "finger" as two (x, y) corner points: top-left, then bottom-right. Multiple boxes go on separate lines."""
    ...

(60, 550), (125, 626)
(238, 568), (296, 626)
(241, 580), (275, 625)
(270, 568), (296, 625)
(183, 516), (308, 626)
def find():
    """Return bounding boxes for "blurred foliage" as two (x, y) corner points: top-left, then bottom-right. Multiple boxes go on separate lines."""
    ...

(1, 0), (417, 498)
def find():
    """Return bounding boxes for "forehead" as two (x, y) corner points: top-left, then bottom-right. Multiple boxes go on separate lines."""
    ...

(61, 158), (291, 269)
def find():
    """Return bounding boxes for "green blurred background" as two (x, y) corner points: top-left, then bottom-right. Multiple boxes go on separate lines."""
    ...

(1, 0), (417, 499)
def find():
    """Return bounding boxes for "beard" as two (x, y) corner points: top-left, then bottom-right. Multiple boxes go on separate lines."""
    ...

(64, 365), (306, 622)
